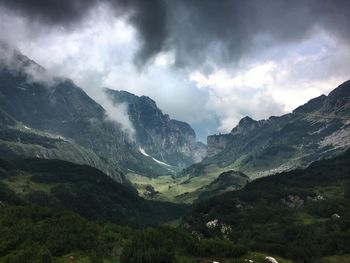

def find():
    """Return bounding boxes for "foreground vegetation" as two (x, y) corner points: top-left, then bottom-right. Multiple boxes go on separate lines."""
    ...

(0, 187), (250, 262)
(1, 150), (350, 262)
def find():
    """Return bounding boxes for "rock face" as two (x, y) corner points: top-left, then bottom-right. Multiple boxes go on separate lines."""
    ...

(0, 44), (172, 179)
(207, 117), (266, 157)
(196, 80), (350, 178)
(207, 134), (232, 157)
(105, 89), (207, 168)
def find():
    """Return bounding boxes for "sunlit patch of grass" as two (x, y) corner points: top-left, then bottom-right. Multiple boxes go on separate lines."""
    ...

(126, 165), (228, 203)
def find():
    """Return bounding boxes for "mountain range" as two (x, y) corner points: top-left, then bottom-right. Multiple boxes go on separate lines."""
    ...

(0, 43), (350, 262)
(183, 80), (350, 183)
(1, 44), (349, 202)
(0, 44), (204, 182)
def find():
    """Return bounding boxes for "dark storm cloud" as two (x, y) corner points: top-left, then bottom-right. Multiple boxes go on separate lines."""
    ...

(1, 0), (349, 66)
(0, 0), (97, 25)
(166, 0), (350, 67)
(0, 0), (167, 65)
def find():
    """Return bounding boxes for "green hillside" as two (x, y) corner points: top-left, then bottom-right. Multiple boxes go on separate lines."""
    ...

(184, 150), (350, 262)
(0, 158), (188, 228)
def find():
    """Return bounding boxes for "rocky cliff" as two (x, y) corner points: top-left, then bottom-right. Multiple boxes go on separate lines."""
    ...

(105, 89), (207, 168)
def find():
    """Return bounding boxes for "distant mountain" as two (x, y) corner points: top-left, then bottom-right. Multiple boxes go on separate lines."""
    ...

(186, 80), (350, 180)
(105, 89), (206, 168)
(0, 44), (173, 178)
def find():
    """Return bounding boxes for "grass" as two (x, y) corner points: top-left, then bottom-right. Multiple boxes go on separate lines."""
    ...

(127, 148), (313, 204)
(3, 170), (54, 194)
(50, 253), (121, 263)
(319, 254), (350, 263)
(296, 212), (327, 225)
(126, 164), (228, 203)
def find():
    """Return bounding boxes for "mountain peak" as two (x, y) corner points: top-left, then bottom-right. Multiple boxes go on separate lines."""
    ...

(230, 116), (260, 135)
(293, 94), (327, 113)
(239, 116), (256, 125)
(293, 80), (350, 116)
(327, 80), (350, 98)
(320, 80), (350, 116)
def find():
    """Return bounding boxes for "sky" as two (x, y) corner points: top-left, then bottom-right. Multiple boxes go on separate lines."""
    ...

(0, 0), (349, 141)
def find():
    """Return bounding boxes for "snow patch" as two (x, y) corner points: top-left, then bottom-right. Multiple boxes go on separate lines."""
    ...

(17, 86), (26, 91)
(139, 147), (172, 167)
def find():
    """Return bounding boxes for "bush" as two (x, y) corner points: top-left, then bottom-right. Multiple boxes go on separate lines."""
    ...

(4, 244), (52, 263)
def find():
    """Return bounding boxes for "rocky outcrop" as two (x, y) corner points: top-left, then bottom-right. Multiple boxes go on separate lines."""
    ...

(265, 256), (278, 263)
(230, 116), (265, 136)
(207, 133), (232, 157)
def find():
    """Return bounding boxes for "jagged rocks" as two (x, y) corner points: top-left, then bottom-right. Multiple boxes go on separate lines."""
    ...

(205, 219), (232, 236)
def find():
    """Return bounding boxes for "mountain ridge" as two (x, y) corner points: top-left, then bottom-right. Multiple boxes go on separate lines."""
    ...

(185, 80), (350, 182)
(0, 45), (186, 179)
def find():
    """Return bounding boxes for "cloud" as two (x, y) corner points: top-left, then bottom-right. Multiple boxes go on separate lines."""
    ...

(95, 92), (136, 141)
(164, 0), (350, 68)
(189, 31), (350, 132)
(0, 0), (167, 66)
(0, 28), (136, 140)
(0, 1), (349, 140)
(1, 0), (349, 67)
(0, 42), (57, 87)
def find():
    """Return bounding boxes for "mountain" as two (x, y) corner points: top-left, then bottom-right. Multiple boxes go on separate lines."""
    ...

(187, 80), (350, 180)
(105, 89), (207, 168)
(184, 150), (350, 262)
(0, 44), (173, 179)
